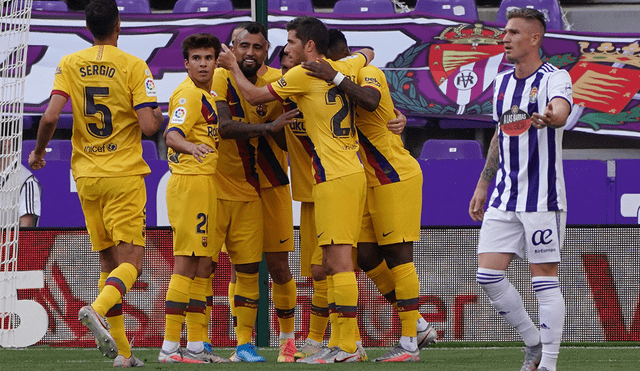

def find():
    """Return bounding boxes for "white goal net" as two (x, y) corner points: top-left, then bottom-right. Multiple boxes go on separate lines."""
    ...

(1, 0), (33, 348)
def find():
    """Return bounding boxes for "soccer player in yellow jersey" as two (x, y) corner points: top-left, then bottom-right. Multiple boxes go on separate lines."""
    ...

(303, 29), (438, 362)
(218, 16), (373, 363)
(28, 0), (164, 367)
(157, 33), (230, 365)
(216, 23), (298, 363)
(211, 23), (300, 363)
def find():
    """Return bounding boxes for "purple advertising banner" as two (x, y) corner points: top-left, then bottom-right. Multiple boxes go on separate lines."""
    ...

(25, 11), (640, 138)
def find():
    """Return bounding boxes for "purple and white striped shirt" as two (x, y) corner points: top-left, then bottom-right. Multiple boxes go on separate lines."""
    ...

(490, 62), (573, 212)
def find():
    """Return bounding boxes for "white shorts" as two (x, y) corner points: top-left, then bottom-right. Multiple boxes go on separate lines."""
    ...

(477, 207), (566, 264)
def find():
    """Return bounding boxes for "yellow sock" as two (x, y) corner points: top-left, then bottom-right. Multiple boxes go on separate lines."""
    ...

(308, 279), (329, 342)
(365, 260), (398, 308)
(92, 263), (137, 317)
(202, 273), (214, 343)
(234, 271), (259, 345)
(272, 278), (297, 334)
(99, 272), (132, 358)
(326, 275), (339, 348)
(391, 263), (420, 337)
(186, 276), (208, 343)
(164, 274), (192, 342)
(333, 271), (358, 353)
(228, 281), (237, 330)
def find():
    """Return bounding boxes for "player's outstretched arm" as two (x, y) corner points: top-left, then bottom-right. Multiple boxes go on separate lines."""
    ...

(29, 94), (67, 170)
(137, 106), (164, 137)
(531, 98), (571, 129)
(302, 59), (380, 112)
(217, 44), (276, 106)
(469, 129), (498, 222)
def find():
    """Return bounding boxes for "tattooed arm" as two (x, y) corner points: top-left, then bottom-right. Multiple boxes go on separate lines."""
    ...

(217, 101), (299, 140)
(469, 129), (499, 222)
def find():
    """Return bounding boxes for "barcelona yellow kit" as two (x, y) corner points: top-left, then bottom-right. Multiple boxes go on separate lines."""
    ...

(166, 77), (220, 257)
(166, 77), (219, 174)
(355, 66), (422, 245)
(212, 67), (282, 201)
(51, 45), (158, 251)
(51, 45), (158, 180)
(355, 65), (422, 186)
(269, 53), (368, 247)
(283, 97), (313, 203)
(268, 53), (367, 184)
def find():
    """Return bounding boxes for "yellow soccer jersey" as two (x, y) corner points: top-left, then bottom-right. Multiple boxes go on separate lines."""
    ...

(211, 68), (280, 200)
(355, 66), (421, 187)
(166, 77), (219, 175)
(268, 53), (367, 184)
(283, 97), (313, 202)
(256, 67), (289, 190)
(51, 45), (158, 179)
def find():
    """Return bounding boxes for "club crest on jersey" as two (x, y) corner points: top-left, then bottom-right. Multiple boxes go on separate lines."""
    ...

(202, 237), (208, 247)
(500, 105), (531, 136)
(529, 87), (538, 103)
(256, 104), (267, 116)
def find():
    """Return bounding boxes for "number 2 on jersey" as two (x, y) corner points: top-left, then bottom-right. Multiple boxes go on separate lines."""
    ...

(326, 86), (354, 138)
(84, 86), (113, 138)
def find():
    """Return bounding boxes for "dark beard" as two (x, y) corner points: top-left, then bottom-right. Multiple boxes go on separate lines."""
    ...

(240, 61), (260, 78)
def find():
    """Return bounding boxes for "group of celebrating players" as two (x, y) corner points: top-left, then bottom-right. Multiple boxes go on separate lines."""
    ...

(29, 0), (571, 370)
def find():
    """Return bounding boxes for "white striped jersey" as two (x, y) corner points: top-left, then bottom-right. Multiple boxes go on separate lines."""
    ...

(489, 62), (573, 212)
(1, 163), (42, 225)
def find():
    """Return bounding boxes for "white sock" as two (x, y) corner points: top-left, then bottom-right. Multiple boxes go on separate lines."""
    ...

(162, 340), (179, 353)
(416, 316), (429, 332)
(187, 341), (204, 353)
(279, 331), (295, 340)
(399, 336), (418, 351)
(533, 276), (564, 371)
(477, 268), (540, 347)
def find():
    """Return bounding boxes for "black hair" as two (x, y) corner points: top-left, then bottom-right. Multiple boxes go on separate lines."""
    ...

(181, 33), (222, 60)
(286, 16), (329, 56)
(84, 0), (119, 40)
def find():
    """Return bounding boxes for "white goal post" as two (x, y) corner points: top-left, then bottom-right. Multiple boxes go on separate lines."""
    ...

(1, 0), (35, 348)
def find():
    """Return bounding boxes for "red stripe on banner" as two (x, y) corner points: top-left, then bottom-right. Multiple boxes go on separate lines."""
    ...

(582, 254), (640, 341)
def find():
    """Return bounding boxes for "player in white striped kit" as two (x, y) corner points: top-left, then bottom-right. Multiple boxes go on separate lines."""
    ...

(468, 8), (572, 371)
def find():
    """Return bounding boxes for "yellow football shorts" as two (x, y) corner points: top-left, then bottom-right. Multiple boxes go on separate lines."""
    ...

(167, 174), (218, 258)
(359, 174), (422, 245)
(215, 198), (263, 265)
(261, 184), (294, 253)
(76, 175), (146, 252)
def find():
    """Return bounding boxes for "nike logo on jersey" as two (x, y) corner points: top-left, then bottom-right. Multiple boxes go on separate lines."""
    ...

(382, 231), (394, 237)
(279, 238), (290, 244)
(317, 232), (324, 239)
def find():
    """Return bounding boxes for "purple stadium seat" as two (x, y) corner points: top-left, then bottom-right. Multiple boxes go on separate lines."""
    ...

(22, 139), (73, 161)
(414, 0), (477, 22)
(173, 0), (233, 13)
(496, 0), (563, 31)
(31, 0), (68, 11)
(333, 0), (395, 14)
(419, 139), (483, 159)
(268, 0), (313, 13)
(116, 0), (151, 13)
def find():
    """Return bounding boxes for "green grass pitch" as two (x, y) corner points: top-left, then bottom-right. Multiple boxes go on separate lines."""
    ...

(1, 342), (638, 370)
